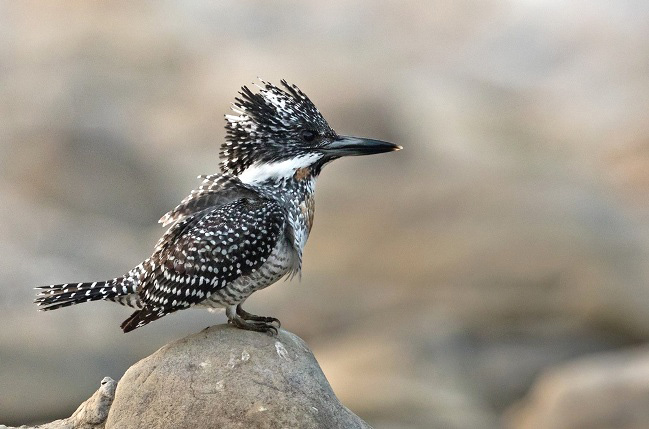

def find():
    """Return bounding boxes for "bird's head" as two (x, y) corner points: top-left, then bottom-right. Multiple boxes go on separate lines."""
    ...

(221, 80), (400, 184)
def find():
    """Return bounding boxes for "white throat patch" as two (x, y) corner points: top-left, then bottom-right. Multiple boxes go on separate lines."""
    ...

(238, 154), (321, 184)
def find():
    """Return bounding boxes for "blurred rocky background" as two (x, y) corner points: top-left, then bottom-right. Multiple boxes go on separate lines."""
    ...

(1, 1), (649, 428)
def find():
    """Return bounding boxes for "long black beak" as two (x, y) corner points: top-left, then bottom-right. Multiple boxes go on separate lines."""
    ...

(321, 135), (402, 157)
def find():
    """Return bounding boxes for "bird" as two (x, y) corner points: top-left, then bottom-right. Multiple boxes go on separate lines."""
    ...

(35, 79), (401, 334)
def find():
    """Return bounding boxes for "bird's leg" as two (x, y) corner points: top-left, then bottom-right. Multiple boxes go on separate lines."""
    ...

(230, 316), (278, 335)
(225, 305), (279, 335)
(236, 304), (281, 327)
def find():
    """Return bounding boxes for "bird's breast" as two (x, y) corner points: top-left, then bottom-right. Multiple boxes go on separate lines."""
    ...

(299, 193), (316, 234)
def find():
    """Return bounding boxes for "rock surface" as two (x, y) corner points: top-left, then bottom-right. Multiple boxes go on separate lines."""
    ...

(1, 377), (116, 429)
(104, 325), (370, 429)
(506, 346), (649, 429)
(3, 327), (369, 429)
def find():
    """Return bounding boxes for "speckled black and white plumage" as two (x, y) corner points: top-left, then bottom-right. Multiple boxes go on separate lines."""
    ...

(35, 79), (400, 334)
(221, 79), (334, 176)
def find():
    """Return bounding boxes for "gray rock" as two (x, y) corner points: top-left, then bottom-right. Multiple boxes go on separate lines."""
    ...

(506, 346), (649, 429)
(1, 377), (116, 429)
(68, 377), (116, 428)
(105, 325), (370, 429)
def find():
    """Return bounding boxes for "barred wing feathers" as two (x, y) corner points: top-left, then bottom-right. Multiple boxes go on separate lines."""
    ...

(159, 174), (260, 227)
(121, 197), (285, 332)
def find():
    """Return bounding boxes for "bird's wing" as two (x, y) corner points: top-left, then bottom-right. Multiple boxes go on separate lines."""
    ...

(158, 174), (260, 227)
(121, 197), (285, 332)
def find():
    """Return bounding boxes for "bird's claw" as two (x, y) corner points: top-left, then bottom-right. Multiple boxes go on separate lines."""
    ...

(235, 305), (281, 330)
(228, 312), (279, 335)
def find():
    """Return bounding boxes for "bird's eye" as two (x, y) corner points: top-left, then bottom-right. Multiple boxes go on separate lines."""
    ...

(301, 129), (317, 142)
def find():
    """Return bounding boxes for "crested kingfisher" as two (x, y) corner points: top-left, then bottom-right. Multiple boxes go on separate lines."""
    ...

(35, 79), (401, 334)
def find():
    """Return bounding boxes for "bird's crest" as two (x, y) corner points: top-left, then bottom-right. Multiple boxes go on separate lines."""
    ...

(221, 79), (334, 176)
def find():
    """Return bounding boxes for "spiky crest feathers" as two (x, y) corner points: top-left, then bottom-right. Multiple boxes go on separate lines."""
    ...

(220, 80), (333, 176)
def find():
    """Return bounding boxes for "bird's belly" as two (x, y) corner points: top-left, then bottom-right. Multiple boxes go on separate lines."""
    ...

(198, 239), (297, 308)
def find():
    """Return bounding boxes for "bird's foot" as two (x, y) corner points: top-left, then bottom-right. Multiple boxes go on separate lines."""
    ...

(227, 305), (280, 335)
(228, 316), (278, 335)
(236, 305), (281, 327)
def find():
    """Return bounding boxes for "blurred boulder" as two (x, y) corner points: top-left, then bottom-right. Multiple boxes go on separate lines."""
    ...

(506, 346), (649, 429)
(105, 325), (370, 429)
(0, 377), (116, 429)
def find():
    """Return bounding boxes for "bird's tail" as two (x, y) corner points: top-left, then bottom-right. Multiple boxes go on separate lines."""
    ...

(35, 278), (125, 311)
(120, 308), (166, 333)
